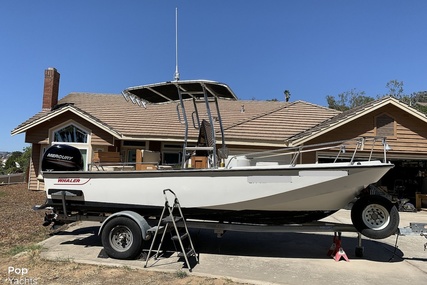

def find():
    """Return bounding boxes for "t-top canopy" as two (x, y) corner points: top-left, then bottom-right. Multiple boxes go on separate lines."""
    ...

(122, 80), (238, 105)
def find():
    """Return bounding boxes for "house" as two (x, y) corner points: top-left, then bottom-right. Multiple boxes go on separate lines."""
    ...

(286, 96), (427, 199)
(11, 68), (427, 204)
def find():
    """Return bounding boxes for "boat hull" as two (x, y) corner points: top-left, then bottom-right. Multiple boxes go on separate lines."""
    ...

(43, 161), (392, 224)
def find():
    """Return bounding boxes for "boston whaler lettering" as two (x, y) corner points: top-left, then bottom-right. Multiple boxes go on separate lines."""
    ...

(38, 80), (398, 261)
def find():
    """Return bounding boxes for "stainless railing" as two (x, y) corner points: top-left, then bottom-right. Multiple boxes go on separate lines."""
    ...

(227, 136), (391, 168)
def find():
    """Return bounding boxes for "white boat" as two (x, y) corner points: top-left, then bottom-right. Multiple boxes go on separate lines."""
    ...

(43, 158), (392, 221)
(40, 80), (398, 259)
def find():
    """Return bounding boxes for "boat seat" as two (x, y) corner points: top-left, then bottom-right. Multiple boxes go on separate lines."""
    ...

(194, 119), (214, 157)
(185, 120), (215, 169)
(186, 119), (229, 168)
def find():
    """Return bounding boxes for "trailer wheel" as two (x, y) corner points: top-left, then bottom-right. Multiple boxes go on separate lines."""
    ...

(351, 195), (399, 240)
(101, 217), (143, 259)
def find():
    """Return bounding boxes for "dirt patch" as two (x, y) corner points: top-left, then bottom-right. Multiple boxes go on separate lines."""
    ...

(0, 184), (246, 284)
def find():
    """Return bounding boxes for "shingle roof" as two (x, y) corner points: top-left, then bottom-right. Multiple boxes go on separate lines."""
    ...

(224, 101), (340, 144)
(12, 92), (340, 147)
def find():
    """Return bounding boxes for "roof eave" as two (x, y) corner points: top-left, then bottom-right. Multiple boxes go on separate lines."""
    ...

(11, 106), (122, 139)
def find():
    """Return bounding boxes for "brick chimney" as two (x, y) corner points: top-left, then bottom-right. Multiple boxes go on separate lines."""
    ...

(42, 67), (60, 110)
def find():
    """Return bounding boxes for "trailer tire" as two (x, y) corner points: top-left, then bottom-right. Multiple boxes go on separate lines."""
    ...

(101, 217), (143, 259)
(351, 195), (399, 240)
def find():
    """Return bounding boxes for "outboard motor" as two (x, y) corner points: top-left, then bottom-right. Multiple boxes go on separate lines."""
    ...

(42, 144), (83, 171)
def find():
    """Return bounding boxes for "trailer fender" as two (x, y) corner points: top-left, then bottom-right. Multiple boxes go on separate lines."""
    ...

(98, 211), (152, 241)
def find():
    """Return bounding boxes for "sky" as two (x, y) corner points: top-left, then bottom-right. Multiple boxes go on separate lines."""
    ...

(1, 1), (426, 152)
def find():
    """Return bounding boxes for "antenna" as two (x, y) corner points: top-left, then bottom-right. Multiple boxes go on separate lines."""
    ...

(173, 7), (180, 81)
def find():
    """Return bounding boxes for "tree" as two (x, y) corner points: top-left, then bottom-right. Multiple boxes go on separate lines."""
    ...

(3, 146), (31, 175)
(327, 80), (427, 115)
(326, 88), (374, 111)
(385, 79), (405, 99)
(411, 91), (427, 114)
(19, 146), (31, 176)
(384, 80), (427, 112)
(412, 91), (427, 102)
(4, 151), (23, 173)
(0, 160), (4, 175)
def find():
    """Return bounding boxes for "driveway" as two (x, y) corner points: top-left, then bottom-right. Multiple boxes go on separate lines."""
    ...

(40, 209), (427, 285)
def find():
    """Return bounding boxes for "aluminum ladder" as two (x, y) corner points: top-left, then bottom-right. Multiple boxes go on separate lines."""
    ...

(144, 189), (198, 271)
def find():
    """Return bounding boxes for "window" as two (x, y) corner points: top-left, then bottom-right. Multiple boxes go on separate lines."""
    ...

(53, 124), (88, 143)
(50, 123), (90, 170)
(163, 152), (181, 165)
(123, 141), (146, 147)
(375, 114), (395, 137)
(121, 141), (146, 162)
(127, 149), (137, 163)
(162, 143), (183, 166)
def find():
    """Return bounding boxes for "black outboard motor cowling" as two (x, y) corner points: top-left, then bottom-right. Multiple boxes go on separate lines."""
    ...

(42, 144), (84, 171)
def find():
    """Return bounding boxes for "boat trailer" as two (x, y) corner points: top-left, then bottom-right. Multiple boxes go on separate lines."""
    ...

(181, 219), (362, 262)
(38, 189), (427, 266)
(39, 190), (368, 264)
(398, 223), (427, 251)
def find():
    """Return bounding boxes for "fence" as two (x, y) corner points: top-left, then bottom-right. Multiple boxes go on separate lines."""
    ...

(0, 173), (25, 184)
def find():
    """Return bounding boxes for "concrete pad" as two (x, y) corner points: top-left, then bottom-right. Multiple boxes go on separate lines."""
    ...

(39, 210), (427, 285)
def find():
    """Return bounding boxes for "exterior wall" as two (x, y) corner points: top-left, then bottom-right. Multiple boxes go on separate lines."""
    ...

(392, 109), (427, 154)
(25, 112), (115, 146)
(25, 111), (117, 191)
(27, 144), (44, 191)
(303, 104), (427, 163)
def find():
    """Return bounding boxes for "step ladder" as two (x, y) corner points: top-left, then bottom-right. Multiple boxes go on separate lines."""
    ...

(144, 189), (198, 271)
